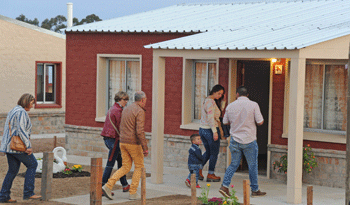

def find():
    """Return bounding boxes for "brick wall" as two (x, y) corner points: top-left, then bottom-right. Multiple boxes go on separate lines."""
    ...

(269, 144), (346, 188)
(0, 111), (65, 136)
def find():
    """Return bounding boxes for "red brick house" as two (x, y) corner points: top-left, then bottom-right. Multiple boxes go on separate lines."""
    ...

(65, 1), (350, 202)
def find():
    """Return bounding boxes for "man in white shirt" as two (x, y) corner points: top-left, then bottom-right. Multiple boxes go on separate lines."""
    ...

(219, 86), (266, 198)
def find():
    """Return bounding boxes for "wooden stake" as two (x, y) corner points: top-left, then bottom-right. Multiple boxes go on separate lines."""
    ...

(141, 167), (146, 205)
(41, 152), (53, 201)
(346, 42), (350, 205)
(191, 173), (197, 205)
(90, 158), (102, 205)
(53, 135), (57, 149)
(243, 179), (250, 205)
(307, 185), (313, 205)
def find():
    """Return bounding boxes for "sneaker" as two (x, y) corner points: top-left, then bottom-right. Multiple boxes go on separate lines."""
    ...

(123, 185), (130, 192)
(129, 193), (141, 200)
(207, 174), (221, 182)
(102, 185), (113, 200)
(185, 179), (191, 188)
(251, 190), (266, 197)
(219, 186), (231, 198)
(199, 169), (204, 181)
(196, 184), (201, 188)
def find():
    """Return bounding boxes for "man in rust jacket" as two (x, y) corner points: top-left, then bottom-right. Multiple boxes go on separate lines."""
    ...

(102, 91), (149, 201)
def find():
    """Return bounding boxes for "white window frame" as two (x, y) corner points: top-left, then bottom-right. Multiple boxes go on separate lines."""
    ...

(95, 54), (142, 122)
(181, 59), (218, 130)
(36, 63), (56, 104)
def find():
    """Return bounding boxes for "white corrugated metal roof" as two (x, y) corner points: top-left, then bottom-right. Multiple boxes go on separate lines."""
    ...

(65, 0), (350, 50)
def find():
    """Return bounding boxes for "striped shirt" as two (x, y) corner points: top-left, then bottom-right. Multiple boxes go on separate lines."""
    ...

(0, 105), (32, 153)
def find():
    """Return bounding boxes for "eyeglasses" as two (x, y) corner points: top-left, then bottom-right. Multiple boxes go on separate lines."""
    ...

(122, 98), (129, 101)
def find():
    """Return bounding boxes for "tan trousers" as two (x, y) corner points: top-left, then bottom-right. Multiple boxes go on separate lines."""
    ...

(106, 143), (144, 195)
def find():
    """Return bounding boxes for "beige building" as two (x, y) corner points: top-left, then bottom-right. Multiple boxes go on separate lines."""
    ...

(0, 15), (66, 137)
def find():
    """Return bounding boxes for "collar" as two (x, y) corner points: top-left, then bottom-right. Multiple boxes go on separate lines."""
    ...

(192, 144), (200, 148)
(135, 102), (146, 111)
(237, 96), (249, 100)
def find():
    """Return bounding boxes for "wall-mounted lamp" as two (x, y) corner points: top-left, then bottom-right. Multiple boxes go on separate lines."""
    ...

(275, 65), (283, 75)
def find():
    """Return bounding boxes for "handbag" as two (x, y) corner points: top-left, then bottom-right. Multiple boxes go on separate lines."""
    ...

(108, 109), (121, 161)
(9, 122), (27, 152)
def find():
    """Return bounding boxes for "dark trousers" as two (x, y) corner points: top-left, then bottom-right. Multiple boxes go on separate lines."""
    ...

(199, 128), (220, 172)
(102, 137), (128, 187)
(0, 153), (38, 201)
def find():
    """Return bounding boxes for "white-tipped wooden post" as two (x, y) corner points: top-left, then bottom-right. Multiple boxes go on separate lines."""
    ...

(243, 179), (250, 205)
(90, 158), (102, 205)
(191, 173), (197, 205)
(53, 135), (57, 148)
(141, 167), (146, 205)
(307, 185), (313, 205)
(41, 152), (53, 201)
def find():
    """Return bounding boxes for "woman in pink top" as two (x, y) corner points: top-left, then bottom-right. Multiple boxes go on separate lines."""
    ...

(199, 84), (225, 182)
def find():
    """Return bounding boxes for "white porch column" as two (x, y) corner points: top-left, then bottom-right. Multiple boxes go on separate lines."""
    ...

(287, 58), (305, 203)
(151, 54), (165, 184)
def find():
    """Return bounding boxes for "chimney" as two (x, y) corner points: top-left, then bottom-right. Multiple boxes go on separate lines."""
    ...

(67, 3), (73, 28)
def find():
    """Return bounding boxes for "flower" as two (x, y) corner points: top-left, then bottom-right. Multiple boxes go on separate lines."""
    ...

(198, 183), (239, 205)
(207, 184), (211, 187)
(273, 145), (318, 174)
(223, 202), (227, 204)
(72, 164), (83, 172)
(63, 167), (72, 175)
(231, 185), (234, 188)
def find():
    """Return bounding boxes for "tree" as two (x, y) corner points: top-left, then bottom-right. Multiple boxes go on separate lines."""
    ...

(15, 14), (103, 33)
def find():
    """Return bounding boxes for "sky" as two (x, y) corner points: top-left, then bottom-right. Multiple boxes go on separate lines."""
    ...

(0, 0), (291, 23)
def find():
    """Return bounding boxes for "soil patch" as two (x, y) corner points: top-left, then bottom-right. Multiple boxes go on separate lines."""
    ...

(18, 171), (91, 178)
(115, 195), (203, 205)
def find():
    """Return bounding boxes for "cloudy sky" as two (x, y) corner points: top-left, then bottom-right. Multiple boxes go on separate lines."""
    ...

(0, 0), (292, 22)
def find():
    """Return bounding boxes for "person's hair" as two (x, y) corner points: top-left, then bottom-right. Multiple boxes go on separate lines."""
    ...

(114, 91), (129, 102)
(190, 134), (200, 143)
(134, 91), (146, 102)
(209, 84), (225, 114)
(17, 93), (36, 109)
(237, 86), (248, 96)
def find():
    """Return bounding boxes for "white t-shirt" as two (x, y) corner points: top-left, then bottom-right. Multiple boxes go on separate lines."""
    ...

(223, 96), (263, 144)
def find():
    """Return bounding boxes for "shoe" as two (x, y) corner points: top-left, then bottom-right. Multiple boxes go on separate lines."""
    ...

(207, 173), (221, 182)
(196, 184), (201, 188)
(102, 185), (113, 200)
(199, 169), (204, 181)
(102, 191), (114, 196)
(185, 179), (191, 188)
(0, 199), (16, 203)
(123, 185), (130, 192)
(251, 190), (266, 197)
(24, 195), (41, 200)
(129, 193), (141, 200)
(219, 186), (231, 198)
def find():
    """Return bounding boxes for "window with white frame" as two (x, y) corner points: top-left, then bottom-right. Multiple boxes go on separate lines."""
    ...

(193, 61), (217, 121)
(304, 64), (347, 133)
(36, 63), (56, 104)
(108, 59), (140, 108)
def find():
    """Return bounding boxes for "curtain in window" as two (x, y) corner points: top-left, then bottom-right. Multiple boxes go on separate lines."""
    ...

(323, 65), (347, 131)
(208, 63), (217, 94)
(109, 60), (125, 107)
(126, 61), (140, 106)
(304, 64), (323, 129)
(37, 64), (44, 102)
(194, 63), (207, 120)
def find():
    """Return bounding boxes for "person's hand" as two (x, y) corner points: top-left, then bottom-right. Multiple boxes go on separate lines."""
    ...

(213, 132), (219, 141)
(25, 148), (33, 155)
(143, 150), (149, 157)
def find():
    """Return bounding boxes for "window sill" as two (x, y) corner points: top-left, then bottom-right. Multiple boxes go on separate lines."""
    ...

(180, 123), (200, 130)
(35, 104), (62, 109)
(282, 131), (345, 144)
(95, 117), (106, 122)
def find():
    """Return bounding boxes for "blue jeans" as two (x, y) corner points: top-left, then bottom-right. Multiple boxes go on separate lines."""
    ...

(222, 139), (259, 192)
(187, 164), (202, 185)
(0, 153), (38, 201)
(102, 137), (128, 187)
(199, 128), (220, 173)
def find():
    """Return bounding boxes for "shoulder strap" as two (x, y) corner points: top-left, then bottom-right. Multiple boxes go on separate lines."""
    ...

(108, 109), (120, 136)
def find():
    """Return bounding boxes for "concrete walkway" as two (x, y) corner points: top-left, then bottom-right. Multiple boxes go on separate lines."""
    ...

(34, 153), (345, 205)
